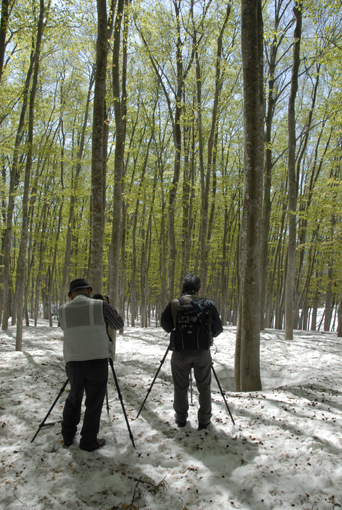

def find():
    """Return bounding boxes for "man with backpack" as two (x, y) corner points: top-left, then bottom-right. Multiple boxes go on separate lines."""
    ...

(161, 274), (223, 430)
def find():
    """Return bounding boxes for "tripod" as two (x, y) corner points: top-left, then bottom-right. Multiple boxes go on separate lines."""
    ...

(108, 358), (135, 448)
(136, 346), (235, 425)
(31, 359), (136, 448)
(136, 345), (170, 419)
(211, 364), (235, 425)
(31, 379), (69, 443)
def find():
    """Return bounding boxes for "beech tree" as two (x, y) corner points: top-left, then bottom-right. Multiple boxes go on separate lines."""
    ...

(285, 0), (303, 341)
(235, 0), (264, 391)
(15, 0), (46, 350)
(88, 0), (115, 294)
(108, 0), (128, 313)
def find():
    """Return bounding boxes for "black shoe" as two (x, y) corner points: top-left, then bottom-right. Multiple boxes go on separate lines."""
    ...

(63, 437), (74, 447)
(80, 438), (106, 452)
(198, 422), (210, 431)
(175, 418), (186, 428)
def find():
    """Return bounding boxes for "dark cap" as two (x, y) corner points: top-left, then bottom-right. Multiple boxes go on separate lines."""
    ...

(182, 274), (201, 294)
(68, 278), (92, 296)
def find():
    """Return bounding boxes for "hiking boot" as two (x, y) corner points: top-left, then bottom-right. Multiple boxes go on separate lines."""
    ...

(80, 438), (106, 452)
(63, 436), (74, 447)
(175, 418), (186, 428)
(198, 422), (210, 431)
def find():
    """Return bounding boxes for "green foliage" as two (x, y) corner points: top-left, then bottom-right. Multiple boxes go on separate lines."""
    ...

(0, 0), (341, 329)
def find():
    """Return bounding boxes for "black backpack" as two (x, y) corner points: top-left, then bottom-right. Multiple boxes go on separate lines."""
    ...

(174, 297), (213, 351)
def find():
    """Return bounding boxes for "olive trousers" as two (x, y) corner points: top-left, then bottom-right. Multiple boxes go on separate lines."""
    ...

(171, 349), (212, 425)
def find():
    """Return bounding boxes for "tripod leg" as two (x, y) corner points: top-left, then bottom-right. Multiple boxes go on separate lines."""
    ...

(211, 365), (235, 425)
(31, 379), (69, 443)
(190, 369), (194, 405)
(136, 345), (170, 419)
(109, 359), (136, 449)
(105, 386), (109, 414)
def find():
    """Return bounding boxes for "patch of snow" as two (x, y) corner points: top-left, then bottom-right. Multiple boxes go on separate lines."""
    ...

(0, 321), (342, 509)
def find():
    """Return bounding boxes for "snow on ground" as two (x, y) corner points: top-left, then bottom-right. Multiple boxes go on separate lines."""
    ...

(1, 320), (342, 510)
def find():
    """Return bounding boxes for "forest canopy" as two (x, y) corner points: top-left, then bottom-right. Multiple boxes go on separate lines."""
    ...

(0, 0), (341, 339)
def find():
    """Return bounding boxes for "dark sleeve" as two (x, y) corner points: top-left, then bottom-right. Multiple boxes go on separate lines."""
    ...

(103, 301), (124, 330)
(161, 302), (174, 333)
(211, 305), (223, 338)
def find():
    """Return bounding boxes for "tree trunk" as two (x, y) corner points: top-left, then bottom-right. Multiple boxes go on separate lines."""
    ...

(15, 0), (45, 350)
(89, 0), (110, 294)
(48, 201), (63, 326)
(260, 12), (278, 330)
(324, 250), (334, 332)
(109, 0), (127, 314)
(2, 53), (34, 330)
(337, 295), (342, 337)
(181, 111), (196, 281)
(235, 0), (264, 392)
(285, 2), (302, 340)
(0, 0), (9, 82)
(141, 173), (157, 327)
(311, 276), (319, 331)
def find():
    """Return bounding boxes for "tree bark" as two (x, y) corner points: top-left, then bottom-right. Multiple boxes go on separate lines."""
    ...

(89, 0), (111, 294)
(260, 5), (279, 330)
(0, 0), (10, 82)
(324, 216), (335, 332)
(15, 0), (45, 350)
(285, 1), (302, 340)
(109, 0), (128, 314)
(235, 0), (264, 392)
(337, 295), (342, 337)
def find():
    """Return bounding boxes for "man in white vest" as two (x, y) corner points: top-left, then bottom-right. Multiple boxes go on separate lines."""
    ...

(58, 278), (124, 451)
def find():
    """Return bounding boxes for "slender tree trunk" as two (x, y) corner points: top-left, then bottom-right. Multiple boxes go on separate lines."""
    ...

(24, 209), (35, 326)
(109, 0), (127, 314)
(141, 172), (157, 327)
(324, 219), (335, 332)
(260, 24), (277, 330)
(181, 121), (191, 277)
(0, 163), (6, 319)
(89, 0), (110, 294)
(181, 114), (195, 280)
(235, 0), (264, 392)
(119, 200), (126, 325)
(285, 1), (302, 340)
(159, 168), (167, 309)
(2, 54), (34, 330)
(15, 0), (45, 350)
(0, 0), (10, 83)
(337, 295), (342, 337)
(48, 201), (63, 326)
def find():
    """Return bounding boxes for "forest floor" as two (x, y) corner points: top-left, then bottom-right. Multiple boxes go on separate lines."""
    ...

(0, 320), (342, 509)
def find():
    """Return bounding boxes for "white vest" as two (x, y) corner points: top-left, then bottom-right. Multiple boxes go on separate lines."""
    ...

(59, 295), (111, 363)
